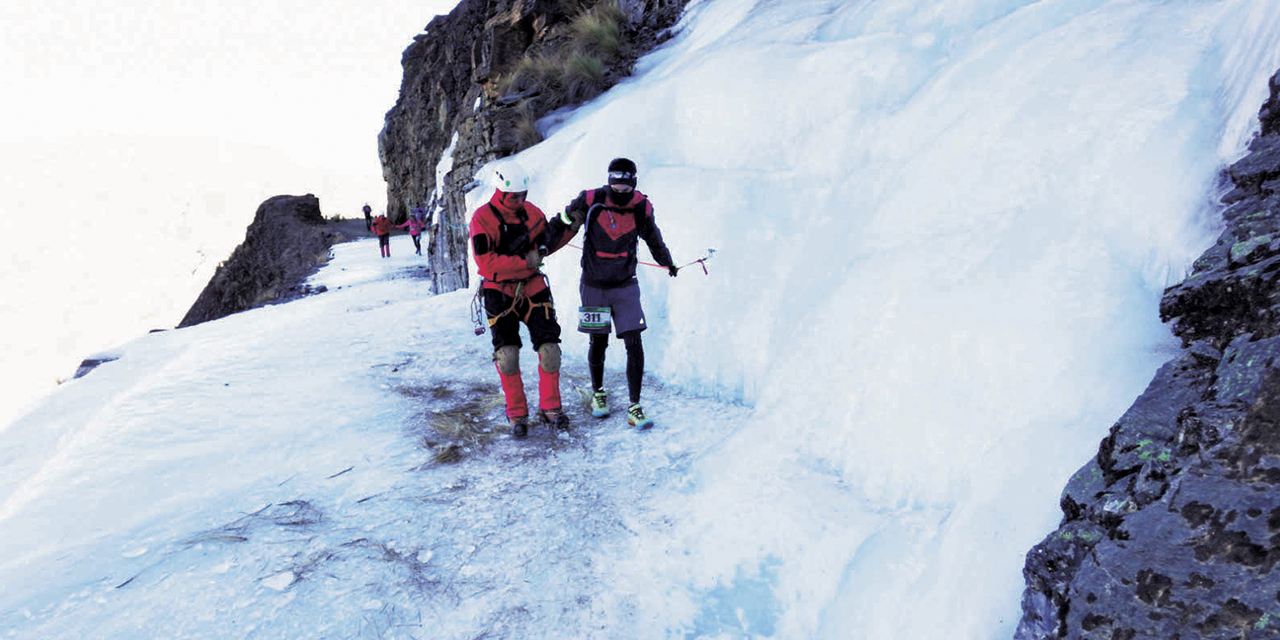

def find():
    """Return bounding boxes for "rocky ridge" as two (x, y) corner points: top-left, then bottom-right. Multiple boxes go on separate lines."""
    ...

(378, 0), (688, 295)
(1015, 69), (1280, 640)
(178, 194), (356, 328)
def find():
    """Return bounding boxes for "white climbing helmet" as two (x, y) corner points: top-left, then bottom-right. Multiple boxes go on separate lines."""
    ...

(491, 160), (531, 193)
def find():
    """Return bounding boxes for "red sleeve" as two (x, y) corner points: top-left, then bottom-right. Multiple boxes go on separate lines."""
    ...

(469, 207), (530, 282)
(525, 203), (549, 247)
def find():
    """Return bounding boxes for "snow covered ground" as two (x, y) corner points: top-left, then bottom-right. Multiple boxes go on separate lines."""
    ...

(5, 0), (1280, 638)
(0, 241), (751, 638)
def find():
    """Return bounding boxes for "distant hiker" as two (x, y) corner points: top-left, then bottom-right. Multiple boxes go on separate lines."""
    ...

(470, 160), (575, 437)
(547, 157), (677, 429)
(363, 203), (373, 231)
(396, 208), (427, 255)
(412, 205), (429, 225)
(371, 213), (391, 258)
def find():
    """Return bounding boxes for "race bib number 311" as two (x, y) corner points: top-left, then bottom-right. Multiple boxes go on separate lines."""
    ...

(578, 306), (612, 334)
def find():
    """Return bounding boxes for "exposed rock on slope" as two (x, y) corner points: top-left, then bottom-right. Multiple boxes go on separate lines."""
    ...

(1015, 69), (1280, 640)
(178, 194), (355, 328)
(378, 0), (689, 294)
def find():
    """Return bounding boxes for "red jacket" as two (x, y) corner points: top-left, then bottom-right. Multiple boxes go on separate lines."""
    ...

(470, 190), (570, 297)
(396, 217), (426, 235)
(371, 215), (391, 236)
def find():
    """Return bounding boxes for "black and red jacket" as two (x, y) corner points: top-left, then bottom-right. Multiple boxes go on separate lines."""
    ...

(470, 190), (571, 298)
(549, 187), (674, 288)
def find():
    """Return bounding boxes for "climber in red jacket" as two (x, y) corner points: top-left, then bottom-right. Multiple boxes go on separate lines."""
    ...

(469, 160), (579, 438)
(395, 208), (427, 256)
(371, 213), (392, 258)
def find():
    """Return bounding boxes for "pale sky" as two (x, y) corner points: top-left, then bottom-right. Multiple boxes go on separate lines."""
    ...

(0, 1), (462, 425)
(1, 1), (460, 145)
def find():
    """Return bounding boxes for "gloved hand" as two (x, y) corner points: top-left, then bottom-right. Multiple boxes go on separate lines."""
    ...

(668, 265), (679, 277)
(562, 206), (586, 232)
(525, 248), (543, 271)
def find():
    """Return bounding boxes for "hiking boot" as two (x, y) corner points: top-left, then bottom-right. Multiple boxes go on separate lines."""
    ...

(540, 409), (570, 431)
(626, 403), (653, 429)
(510, 416), (529, 439)
(591, 391), (610, 418)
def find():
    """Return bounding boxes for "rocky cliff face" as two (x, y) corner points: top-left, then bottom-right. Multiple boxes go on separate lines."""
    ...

(1015, 69), (1280, 640)
(378, 0), (688, 295)
(178, 194), (354, 327)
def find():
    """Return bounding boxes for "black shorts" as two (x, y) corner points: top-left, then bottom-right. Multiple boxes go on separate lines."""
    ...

(485, 287), (561, 351)
(579, 281), (646, 336)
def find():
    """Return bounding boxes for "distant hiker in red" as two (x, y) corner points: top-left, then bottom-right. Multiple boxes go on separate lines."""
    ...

(363, 203), (373, 231)
(396, 208), (427, 256)
(371, 214), (391, 258)
(546, 157), (677, 429)
(470, 160), (575, 438)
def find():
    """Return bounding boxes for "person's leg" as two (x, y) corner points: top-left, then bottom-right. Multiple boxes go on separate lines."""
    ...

(536, 342), (562, 419)
(485, 290), (527, 434)
(588, 334), (608, 392)
(495, 344), (526, 424)
(603, 283), (648, 404)
(578, 281), (613, 416)
(621, 330), (644, 405)
(605, 283), (652, 426)
(621, 330), (651, 427)
(526, 289), (566, 427)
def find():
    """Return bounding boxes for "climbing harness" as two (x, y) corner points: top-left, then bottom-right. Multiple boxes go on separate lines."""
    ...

(471, 276), (556, 337)
(486, 281), (526, 328)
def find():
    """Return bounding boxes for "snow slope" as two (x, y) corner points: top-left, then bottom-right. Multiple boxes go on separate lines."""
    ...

(0, 241), (749, 638)
(5, 0), (1280, 638)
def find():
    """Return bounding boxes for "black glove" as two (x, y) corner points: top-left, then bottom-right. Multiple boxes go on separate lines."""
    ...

(668, 265), (679, 277)
(525, 249), (543, 270)
(560, 206), (585, 231)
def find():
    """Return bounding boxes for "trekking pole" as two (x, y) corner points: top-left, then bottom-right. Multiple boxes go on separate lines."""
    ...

(680, 248), (716, 275)
(639, 248), (716, 274)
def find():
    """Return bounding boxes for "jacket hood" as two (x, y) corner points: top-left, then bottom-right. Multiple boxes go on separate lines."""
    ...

(488, 189), (526, 217)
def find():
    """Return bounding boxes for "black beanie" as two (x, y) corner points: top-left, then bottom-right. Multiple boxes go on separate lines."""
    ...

(607, 157), (637, 189)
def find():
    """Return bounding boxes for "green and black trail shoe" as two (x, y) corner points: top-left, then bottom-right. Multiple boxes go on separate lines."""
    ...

(591, 391), (610, 418)
(626, 403), (653, 429)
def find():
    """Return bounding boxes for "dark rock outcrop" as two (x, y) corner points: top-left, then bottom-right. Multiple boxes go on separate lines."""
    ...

(1015, 69), (1280, 639)
(72, 354), (120, 379)
(378, 0), (689, 294)
(178, 194), (350, 328)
